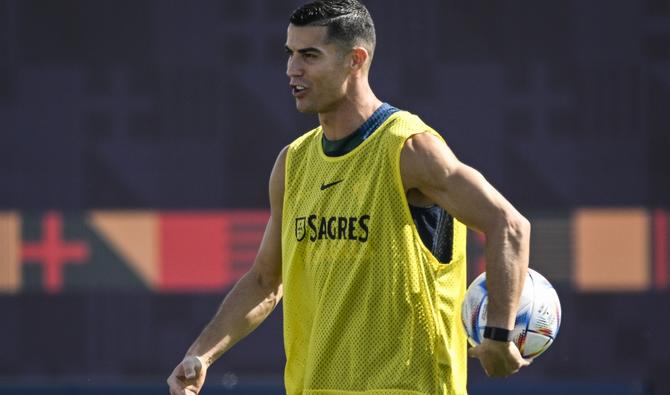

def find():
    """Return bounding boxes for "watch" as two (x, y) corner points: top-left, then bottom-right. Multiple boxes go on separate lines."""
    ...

(483, 326), (513, 342)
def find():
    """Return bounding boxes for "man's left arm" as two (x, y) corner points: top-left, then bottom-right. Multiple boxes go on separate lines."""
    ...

(400, 132), (531, 378)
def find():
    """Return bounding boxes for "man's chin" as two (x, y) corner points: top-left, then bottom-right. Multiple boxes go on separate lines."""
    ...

(295, 102), (318, 114)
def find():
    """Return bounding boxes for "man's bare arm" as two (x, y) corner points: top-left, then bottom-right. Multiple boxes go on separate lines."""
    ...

(185, 147), (286, 365)
(400, 132), (531, 377)
(167, 147), (287, 395)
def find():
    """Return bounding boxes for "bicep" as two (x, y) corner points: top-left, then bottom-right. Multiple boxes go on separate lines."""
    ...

(249, 147), (287, 288)
(401, 133), (511, 234)
(252, 216), (282, 288)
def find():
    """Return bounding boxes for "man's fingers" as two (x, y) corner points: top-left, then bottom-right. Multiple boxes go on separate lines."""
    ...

(467, 339), (535, 379)
(184, 361), (196, 379)
(168, 375), (191, 395)
(167, 370), (185, 394)
(167, 358), (204, 395)
(167, 380), (186, 395)
(181, 357), (202, 380)
(170, 363), (186, 380)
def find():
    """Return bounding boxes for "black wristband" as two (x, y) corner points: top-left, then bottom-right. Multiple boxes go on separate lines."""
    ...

(483, 326), (513, 342)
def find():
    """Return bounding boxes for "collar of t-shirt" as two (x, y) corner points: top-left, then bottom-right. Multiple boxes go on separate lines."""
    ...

(321, 103), (399, 157)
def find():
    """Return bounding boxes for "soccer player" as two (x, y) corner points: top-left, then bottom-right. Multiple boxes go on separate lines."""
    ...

(167, 1), (531, 394)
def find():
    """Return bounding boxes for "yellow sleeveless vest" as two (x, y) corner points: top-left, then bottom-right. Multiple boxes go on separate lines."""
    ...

(281, 111), (468, 395)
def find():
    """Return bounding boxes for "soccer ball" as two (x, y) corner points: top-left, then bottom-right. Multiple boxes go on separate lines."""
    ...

(461, 268), (561, 359)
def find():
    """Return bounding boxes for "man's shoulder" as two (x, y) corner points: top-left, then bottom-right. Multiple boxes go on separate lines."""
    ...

(287, 126), (321, 151)
(382, 110), (435, 140)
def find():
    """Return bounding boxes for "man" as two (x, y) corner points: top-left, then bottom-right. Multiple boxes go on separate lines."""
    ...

(167, 1), (531, 394)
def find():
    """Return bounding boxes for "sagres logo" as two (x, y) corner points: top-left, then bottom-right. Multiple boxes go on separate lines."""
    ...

(295, 217), (307, 241)
(294, 214), (370, 243)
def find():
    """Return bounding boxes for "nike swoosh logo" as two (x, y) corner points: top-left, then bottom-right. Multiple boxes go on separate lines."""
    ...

(320, 180), (344, 190)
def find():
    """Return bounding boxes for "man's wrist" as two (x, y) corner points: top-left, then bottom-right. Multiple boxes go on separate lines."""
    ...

(483, 326), (513, 342)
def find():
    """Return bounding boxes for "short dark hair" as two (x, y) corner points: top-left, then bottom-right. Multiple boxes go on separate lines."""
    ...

(289, 0), (376, 56)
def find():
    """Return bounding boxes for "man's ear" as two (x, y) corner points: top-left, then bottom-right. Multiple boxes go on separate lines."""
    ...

(349, 47), (369, 70)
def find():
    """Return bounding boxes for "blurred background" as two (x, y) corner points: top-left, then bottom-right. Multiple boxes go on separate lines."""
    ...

(1, 0), (669, 394)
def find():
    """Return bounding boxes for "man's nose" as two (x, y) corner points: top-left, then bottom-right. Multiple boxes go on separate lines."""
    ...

(286, 56), (303, 78)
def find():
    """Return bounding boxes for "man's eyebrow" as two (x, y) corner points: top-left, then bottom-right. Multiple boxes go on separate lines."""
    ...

(285, 45), (323, 54)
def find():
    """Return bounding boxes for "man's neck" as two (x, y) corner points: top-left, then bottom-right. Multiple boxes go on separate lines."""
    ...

(318, 88), (382, 141)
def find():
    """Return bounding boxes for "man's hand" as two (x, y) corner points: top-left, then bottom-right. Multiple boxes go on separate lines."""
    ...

(167, 356), (207, 395)
(468, 338), (531, 377)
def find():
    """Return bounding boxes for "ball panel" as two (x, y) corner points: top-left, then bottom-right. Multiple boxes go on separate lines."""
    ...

(528, 285), (561, 339)
(521, 330), (554, 358)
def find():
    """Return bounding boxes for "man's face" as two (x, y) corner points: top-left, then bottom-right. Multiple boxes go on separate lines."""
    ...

(285, 24), (351, 113)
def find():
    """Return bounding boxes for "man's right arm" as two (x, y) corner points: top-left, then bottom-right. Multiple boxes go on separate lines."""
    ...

(167, 147), (287, 395)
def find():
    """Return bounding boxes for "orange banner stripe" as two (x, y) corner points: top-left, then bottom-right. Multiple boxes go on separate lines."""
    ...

(0, 212), (20, 292)
(574, 208), (650, 291)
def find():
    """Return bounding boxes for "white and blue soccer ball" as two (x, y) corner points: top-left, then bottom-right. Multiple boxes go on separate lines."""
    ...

(461, 268), (562, 359)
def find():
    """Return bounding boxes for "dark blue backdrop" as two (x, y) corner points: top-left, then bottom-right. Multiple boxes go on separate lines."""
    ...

(2, 0), (669, 209)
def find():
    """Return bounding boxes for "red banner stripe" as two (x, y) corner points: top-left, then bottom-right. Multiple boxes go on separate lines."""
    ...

(654, 210), (668, 290)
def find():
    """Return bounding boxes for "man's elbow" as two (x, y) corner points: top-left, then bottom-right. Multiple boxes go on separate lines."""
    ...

(513, 214), (531, 241)
(250, 261), (282, 293)
(497, 210), (531, 246)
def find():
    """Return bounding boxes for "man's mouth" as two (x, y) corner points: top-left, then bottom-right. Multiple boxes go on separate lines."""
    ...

(291, 85), (308, 96)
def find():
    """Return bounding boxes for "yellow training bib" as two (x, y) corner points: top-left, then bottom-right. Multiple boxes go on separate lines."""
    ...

(282, 111), (468, 395)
